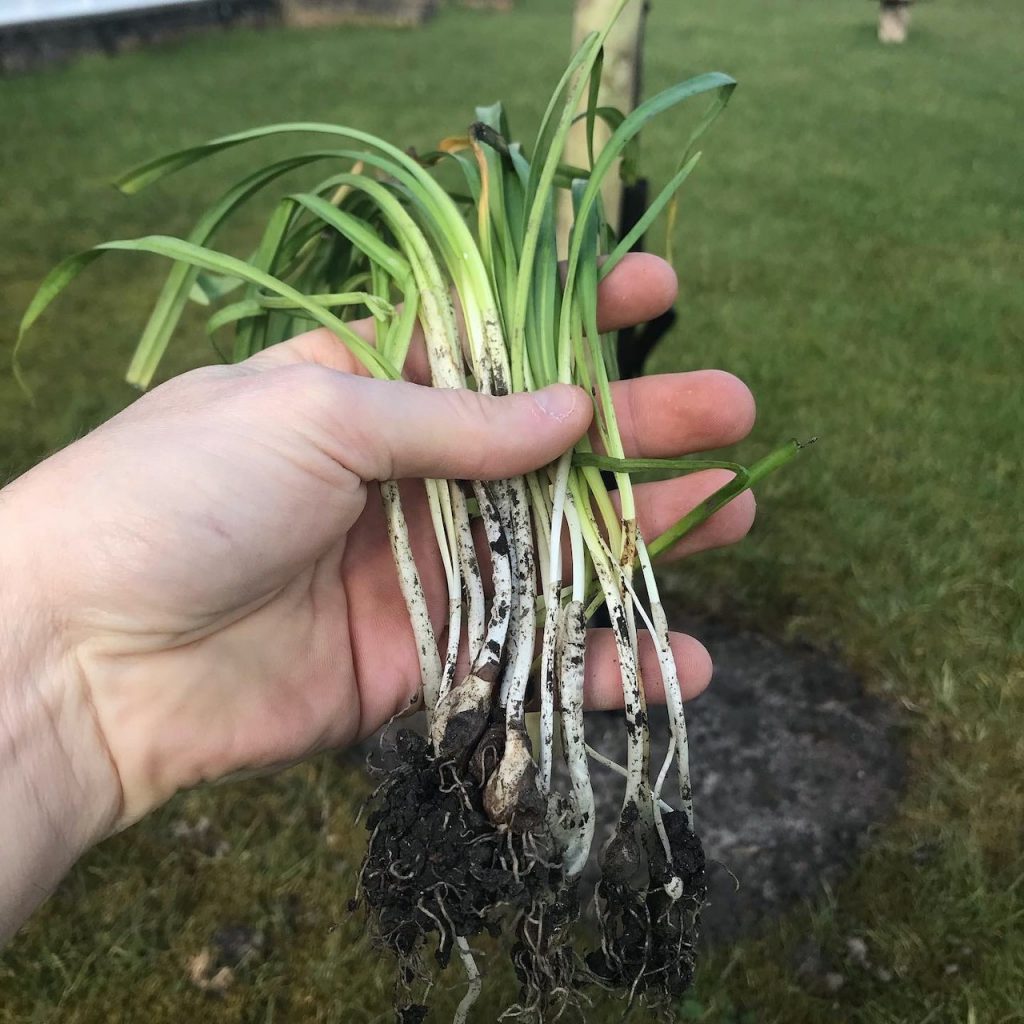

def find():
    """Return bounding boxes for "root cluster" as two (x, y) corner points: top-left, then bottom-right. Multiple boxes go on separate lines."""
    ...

(589, 811), (707, 1002)
(356, 728), (707, 1021)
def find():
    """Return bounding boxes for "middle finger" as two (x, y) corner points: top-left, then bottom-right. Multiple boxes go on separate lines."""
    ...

(599, 370), (756, 459)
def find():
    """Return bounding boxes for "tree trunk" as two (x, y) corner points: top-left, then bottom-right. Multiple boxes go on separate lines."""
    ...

(558, 0), (649, 252)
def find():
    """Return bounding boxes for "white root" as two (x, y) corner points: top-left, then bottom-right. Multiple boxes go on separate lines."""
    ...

(453, 937), (482, 1024)
(584, 743), (674, 815)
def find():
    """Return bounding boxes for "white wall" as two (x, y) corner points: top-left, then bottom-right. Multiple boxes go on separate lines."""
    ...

(0, 0), (209, 28)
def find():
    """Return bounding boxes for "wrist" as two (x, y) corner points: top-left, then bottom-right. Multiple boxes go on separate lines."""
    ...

(0, 478), (122, 942)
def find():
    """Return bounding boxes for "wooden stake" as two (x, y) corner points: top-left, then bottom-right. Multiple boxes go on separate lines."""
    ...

(558, 0), (650, 251)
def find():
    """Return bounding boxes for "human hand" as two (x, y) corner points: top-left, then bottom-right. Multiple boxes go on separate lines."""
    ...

(0, 254), (755, 845)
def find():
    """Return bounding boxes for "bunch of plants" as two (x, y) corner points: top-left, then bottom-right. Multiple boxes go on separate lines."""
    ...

(20, 2), (806, 1018)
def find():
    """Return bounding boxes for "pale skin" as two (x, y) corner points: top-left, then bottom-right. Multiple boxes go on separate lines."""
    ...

(0, 253), (756, 944)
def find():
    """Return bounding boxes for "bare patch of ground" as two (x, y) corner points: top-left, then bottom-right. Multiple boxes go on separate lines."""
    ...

(579, 615), (906, 942)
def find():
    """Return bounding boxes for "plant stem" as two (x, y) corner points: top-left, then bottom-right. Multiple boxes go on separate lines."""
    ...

(381, 480), (442, 710)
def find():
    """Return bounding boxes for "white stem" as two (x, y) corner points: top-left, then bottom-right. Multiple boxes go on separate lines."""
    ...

(636, 534), (695, 825)
(652, 734), (677, 867)
(381, 481), (442, 712)
(581, 526), (645, 807)
(567, 496), (587, 602)
(558, 600), (596, 877)
(617, 561), (692, 849)
(527, 470), (553, 592)
(471, 480), (513, 682)
(501, 476), (537, 725)
(425, 479), (456, 599)
(434, 481), (463, 702)
(496, 480), (520, 707)
(451, 483), (486, 669)
(538, 575), (562, 797)
(538, 451), (573, 795)
(403, 237), (505, 721)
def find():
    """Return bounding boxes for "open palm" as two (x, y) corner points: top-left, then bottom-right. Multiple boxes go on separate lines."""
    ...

(10, 254), (755, 827)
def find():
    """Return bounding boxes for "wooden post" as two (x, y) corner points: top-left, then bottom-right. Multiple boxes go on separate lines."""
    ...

(557, 0), (649, 252)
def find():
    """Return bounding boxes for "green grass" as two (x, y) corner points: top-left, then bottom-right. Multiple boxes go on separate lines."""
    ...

(2, 0), (1023, 1021)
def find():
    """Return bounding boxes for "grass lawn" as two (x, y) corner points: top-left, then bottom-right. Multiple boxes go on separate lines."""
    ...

(2, 0), (1022, 1020)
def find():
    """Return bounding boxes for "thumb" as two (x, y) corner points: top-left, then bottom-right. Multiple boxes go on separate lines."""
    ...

(288, 367), (592, 482)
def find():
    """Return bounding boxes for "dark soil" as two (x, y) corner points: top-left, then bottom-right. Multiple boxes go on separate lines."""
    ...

(354, 730), (559, 997)
(588, 811), (707, 1003)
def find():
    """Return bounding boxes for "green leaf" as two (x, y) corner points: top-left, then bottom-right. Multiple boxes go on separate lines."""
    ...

(572, 453), (747, 474)
(602, 151), (703, 277)
(261, 291), (395, 320)
(233, 197), (298, 360)
(14, 249), (105, 394)
(585, 46), (605, 171)
(288, 191), (413, 286)
(87, 236), (396, 378)
(125, 150), (346, 388)
(206, 299), (263, 337)
(189, 270), (243, 306)
(568, 72), (736, 280)
(647, 439), (811, 559)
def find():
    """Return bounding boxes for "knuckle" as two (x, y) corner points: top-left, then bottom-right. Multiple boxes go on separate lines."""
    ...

(450, 390), (501, 474)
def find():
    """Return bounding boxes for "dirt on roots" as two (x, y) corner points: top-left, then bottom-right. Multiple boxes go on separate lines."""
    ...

(353, 729), (708, 1019)
(355, 731), (558, 987)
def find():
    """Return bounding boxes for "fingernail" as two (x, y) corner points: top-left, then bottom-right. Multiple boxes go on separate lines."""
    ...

(532, 384), (578, 422)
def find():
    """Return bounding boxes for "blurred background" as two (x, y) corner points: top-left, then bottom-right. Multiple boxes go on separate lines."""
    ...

(1, 1), (1022, 1021)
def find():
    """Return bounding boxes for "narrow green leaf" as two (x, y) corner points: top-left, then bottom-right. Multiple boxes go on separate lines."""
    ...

(206, 300), (263, 336)
(233, 197), (298, 361)
(289, 191), (413, 286)
(601, 151), (703, 278)
(126, 150), (346, 388)
(260, 291), (395, 320)
(586, 46), (605, 170)
(572, 453), (747, 474)
(189, 270), (243, 306)
(14, 249), (105, 394)
(647, 439), (810, 559)
(108, 236), (396, 378)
